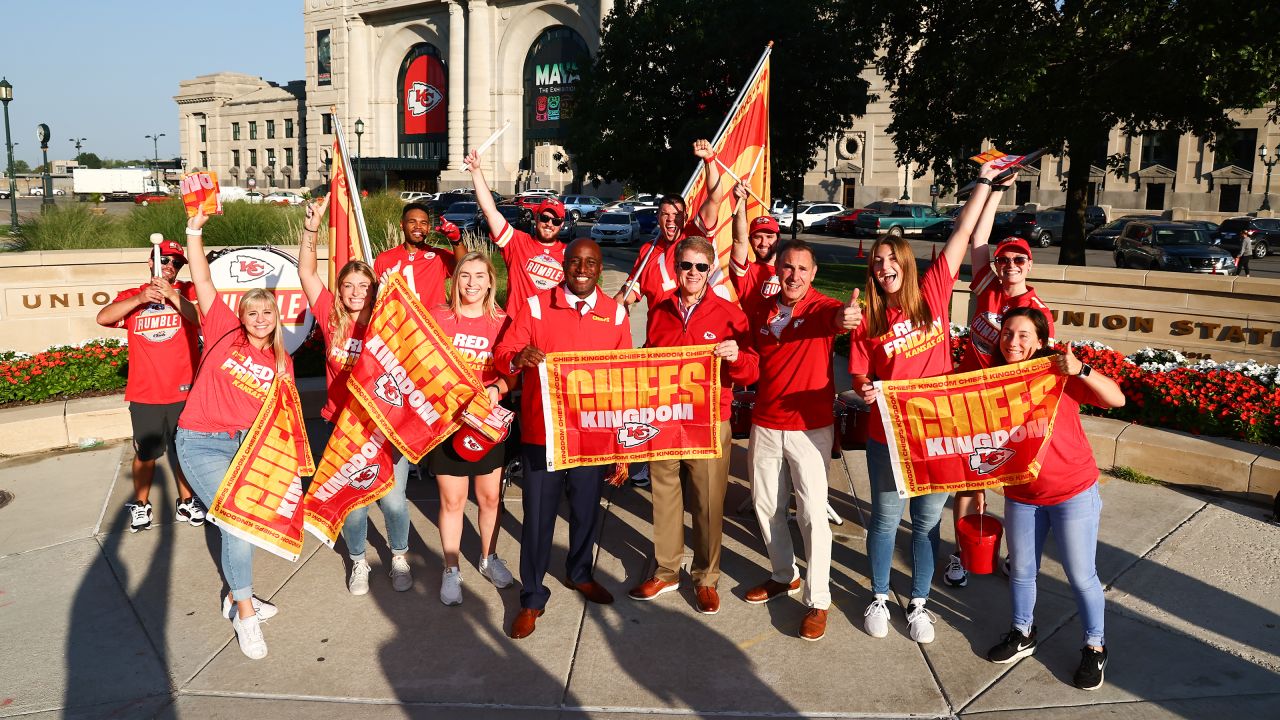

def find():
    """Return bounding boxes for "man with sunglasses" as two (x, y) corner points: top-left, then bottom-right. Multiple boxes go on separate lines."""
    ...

(374, 202), (467, 307)
(615, 139), (729, 309)
(465, 149), (567, 319)
(97, 239), (204, 533)
(729, 182), (782, 312)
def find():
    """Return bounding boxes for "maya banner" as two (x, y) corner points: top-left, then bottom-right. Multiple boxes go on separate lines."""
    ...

(539, 345), (722, 470)
(347, 272), (496, 462)
(208, 376), (315, 561)
(876, 358), (1068, 498)
(302, 399), (396, 547)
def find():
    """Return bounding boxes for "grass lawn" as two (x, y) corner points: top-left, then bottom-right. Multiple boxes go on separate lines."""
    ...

(812, 262), (868, 302)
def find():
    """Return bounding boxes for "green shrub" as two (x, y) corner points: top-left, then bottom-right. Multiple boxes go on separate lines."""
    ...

(17, 205), (122, 250)
(361, 192), (406, 254)
(204, 201), (306, 246)
(122, 201), (188, 246)
(0, 340), (128, 405)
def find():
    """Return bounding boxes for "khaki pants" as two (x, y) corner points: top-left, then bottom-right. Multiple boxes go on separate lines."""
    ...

(748, 424), (834, 610)
(648, 421), (732, 587)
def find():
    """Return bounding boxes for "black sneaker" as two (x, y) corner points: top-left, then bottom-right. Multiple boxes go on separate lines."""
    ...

(176, 496), (206, 527)
(943, 553), (968, 587)
(125, 501), (153, 533)
(986, 626), (1037, 664)
(1073, 646), (1108, 690)
(630, 465), (651, 488)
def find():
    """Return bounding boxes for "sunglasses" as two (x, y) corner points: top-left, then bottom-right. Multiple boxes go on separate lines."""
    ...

(538, 214), (564, 226)
(993, 256), (1029, 267)
(678, 261), (711, 273)
(155, 256), (177, 266)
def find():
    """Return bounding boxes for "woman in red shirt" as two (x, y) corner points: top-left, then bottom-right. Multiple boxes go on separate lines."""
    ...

(174, 208), (295, 660)
(426, 251), (514, 606)
(297, 198), (414, 598)
(982, 307), (1124, 691)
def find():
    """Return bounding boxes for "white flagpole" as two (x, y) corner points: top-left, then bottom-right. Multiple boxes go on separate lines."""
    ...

(330, 107), (374, 262)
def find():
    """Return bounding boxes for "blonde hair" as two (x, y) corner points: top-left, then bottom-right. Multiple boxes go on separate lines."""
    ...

(675, 236), (715, 264)
(446, 251), (501, 320)
(863, 234), (933, 338)
(329, 260), (376, 342)
(238, 288), (289, 375)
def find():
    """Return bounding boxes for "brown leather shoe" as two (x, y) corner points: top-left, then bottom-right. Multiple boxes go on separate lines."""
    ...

(695, 586), (720, 615)
(800, 608), (827, 641)
(744, 577), (802, 604)
(509, 608), (544, 639)
(628, 576), (679, 601)
(571, 579), (615, 604)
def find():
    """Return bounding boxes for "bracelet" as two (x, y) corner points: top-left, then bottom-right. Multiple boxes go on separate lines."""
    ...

(185, 227), (203, 236)
(303, 226), (321, 233)
(974, 178), (993, 187)
(703, 153), (717, 164)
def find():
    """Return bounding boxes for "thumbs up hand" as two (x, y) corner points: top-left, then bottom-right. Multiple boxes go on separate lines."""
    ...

(838, 288), (862, 331)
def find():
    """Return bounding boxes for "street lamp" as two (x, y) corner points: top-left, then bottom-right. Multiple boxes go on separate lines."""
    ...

(70, 137), (86, 162)
(37, 123), (52, 208)
(900, 163), (911, 201)
(354, 118), (364, 190)
(1, 77), (17, 232)
(1259, 144), (1278, 213)
(268, 154), (276, 190)
(145, 133), (165, 192)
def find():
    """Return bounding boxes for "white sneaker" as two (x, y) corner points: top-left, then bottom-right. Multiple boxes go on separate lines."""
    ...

(221, 595), (278, 622)
(907, 598), (937, 644)
(231, 611), (268, 659)
(390, 554), (413, 592)
(479, 554), (514, 588)
(348, 558), (371, 596)
(440, 566), (463, 606)
(864, 594), (890, 638)
(943, 553), (968, 588)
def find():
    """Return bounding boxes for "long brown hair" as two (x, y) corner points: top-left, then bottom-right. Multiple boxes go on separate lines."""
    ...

(238, 288), (289, 375)
(446, 251), (501, 320)
(329, 260), (376, 341)
(863, 233), (933, 338)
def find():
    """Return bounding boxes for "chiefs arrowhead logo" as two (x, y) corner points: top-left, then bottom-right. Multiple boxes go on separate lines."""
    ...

(373, 373), (403, 407)
(348, 464), (381, 490)
(229, 255), (275, 282)
(703, 331), (717, 340)
(617, 421), (659, 448)
(407, 81), (442, 116)
(461, 435), (484, 452)
(968, 446), (1015, 475)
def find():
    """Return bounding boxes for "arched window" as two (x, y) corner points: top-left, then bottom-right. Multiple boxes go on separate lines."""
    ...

(522, 27), (590, 158)
(397, 43), (447, 160)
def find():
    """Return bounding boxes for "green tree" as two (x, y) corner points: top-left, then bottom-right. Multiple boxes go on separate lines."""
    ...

(75, 152), (103, 169)
(877, 0), (1280, 264)
(11, 159), (31, 174)
(565, 0), (877, 197)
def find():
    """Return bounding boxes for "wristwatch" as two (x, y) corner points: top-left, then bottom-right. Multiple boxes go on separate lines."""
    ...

(1077, 363), (1092, 378)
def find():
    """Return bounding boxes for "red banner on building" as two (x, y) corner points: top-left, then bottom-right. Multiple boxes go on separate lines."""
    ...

(876, 358), (1068, 498)
(302, 399), (397, 547)
(207, 376), (315, 561)
(539, 345), (722, 470)
(403, 52), (446, 136)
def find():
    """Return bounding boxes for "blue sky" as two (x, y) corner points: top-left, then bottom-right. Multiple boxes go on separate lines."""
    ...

(0, 1), (301, 167)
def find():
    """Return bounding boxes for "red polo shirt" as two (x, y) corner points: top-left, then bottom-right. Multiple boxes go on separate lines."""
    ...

(747, 288), (845, 431)
(493, 286), (632, 446)
(645, 292), (760, 418)
(490, 220), (565, 319)
(374, 244), (456, 307)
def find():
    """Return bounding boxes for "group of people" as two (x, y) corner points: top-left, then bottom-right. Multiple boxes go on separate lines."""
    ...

(100, 144), (1121, 691)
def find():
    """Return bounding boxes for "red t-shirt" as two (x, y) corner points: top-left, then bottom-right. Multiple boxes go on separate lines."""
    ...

(959, 264), (1055, 372)
(374, 244), (457, 307)
(747, 288), (845, 431)
(849, 256), (957, 444)
(312, 290), (368, 422)
(178, 301), (294, 433)
(1004, 381), (1099, 506)
(428, 304), (510, 387)
(730, 258), (780, 313)
(490, 221), (565, 319)
(645, 293), (760, 418)
(628, 218), (716, 307)
(493, 287), (632, 446)
(113, 282), (200, 404)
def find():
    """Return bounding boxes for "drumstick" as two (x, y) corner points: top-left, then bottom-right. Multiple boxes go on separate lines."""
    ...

(714, 157), (768, 210)
(149, 233), (163, 278)
(475, 120), (511, 156)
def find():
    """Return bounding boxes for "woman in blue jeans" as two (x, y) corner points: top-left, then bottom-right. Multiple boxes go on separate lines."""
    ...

(175, 207), (297, 660)
(983, 307), (1125, 691)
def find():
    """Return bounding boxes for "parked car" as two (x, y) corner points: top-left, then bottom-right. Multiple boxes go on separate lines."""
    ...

(853, 203), (947, 237)
(399, 191), (434, 202)
(1214, 216), (1276, 259)
(244, 191), (264, 204)
(442, 201), (482, 235)
(774, 202), (846, 232)
(589, 212), (642, 245)
(634, 206), (660, 238)
(480, 204), (532, 236)
(1114, 221), (1236, 274)
(827, 201), (898, 236)
(600, 199), (655, 215)
(1009, 210), (1065, 248)
(264, 191), (305, 206)
(133, 191), (172, 206)
(1085, 215), (1160, 249)
(0, 188), (8, 200)
(560, 194), (605, 222)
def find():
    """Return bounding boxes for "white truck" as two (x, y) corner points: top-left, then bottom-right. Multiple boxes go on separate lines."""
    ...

(71, 168), (159, 202)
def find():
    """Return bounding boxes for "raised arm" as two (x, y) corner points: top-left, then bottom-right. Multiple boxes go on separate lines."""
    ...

(730, 183), (750, 267)
(969, 170), (1016, 269)
(941, 160), (1001, 273)
(184, 207), (218, 315)
(297, 195), (330, 306)
(1057, 348), (1126, 409)
(464, 149), (506, 237)
(692, 139), (725, 231)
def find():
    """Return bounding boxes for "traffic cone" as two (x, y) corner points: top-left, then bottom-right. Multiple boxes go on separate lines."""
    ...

(931, 245), (937, 261)
(856, 238), (865, 259)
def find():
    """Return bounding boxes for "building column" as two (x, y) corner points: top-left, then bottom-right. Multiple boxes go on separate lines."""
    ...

(600, 0), (615, 31)
(466, 0), (494, 169)
(447, 0), (466, 169)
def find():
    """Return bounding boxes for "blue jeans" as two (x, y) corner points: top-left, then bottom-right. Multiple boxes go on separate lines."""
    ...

(341, 451), (411, 558)
(866, 439), (949, 600)
(1006, 482), (1105, 647)
(176, 428), (255, 602)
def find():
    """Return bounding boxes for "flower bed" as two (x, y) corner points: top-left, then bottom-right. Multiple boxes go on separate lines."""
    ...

(0, 340), (128, 406)
(949, 326), (1280, 446)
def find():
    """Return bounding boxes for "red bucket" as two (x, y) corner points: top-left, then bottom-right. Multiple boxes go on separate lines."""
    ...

(955, 513), (1003, 575)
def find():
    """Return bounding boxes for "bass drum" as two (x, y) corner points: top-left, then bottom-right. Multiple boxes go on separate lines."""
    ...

(730, 390), (756, 440)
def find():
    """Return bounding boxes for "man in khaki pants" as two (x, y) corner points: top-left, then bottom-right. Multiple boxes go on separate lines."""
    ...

(627, 237), (760, 614)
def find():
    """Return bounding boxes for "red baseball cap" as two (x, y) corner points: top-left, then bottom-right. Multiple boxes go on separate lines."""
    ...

(750, 216), (780, 235)
(157, 239), (187, 262)
(452, 425), (499, 462)
(534, 198), (565, 219)
(995, 237), (1033, 259)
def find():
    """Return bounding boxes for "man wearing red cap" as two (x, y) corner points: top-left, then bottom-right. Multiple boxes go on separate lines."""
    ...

(374, 202), (467, 307)
(97, 239), (203, 533)
(615, 139), (729, 309)
(494, 238), (631, 640)
(729, 182), (782, 312)
(465, 149), (568, 318)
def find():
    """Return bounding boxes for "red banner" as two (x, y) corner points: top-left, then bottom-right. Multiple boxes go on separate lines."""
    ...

(403, 53), (446, 136)
(327, 138), (368, 295)
(876, 358), (1068, 498)
(539, 345), (722, 470)
(302, 400), (396, 546)
(207, 376), (315, 561)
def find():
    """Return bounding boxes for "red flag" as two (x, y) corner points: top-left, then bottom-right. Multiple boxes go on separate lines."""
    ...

(327, 139), (368, 294)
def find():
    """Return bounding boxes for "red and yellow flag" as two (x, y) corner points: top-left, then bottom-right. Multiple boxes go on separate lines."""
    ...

(208, 376), (315, 561)
(327, 138), (368, 294)
(302, 399), (397, 547)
